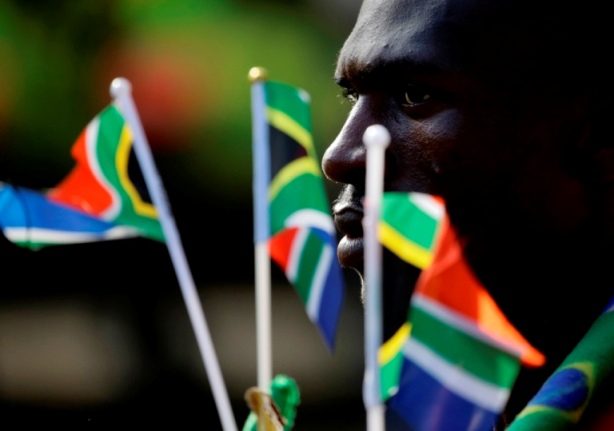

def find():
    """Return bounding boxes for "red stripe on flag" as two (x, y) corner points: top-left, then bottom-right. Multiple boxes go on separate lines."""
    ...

(415, 216), (545, 367)
(48, 127), (113, 216)
(268, 227), (299, 272)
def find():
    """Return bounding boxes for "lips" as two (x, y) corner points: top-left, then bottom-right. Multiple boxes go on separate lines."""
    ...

(332, 194), (365, 273)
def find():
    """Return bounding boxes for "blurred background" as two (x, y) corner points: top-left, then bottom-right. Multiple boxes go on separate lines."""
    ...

(0, 0), (366, 428)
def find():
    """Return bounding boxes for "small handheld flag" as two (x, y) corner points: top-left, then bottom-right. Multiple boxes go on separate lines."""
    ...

(0, 103), (163, 249)
(0, 79), (238, 431)
(388, 214), (545, 431)
(249, 67), (345, 388)
(377, 192), (445, 401)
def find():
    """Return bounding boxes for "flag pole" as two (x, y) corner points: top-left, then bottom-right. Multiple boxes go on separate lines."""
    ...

(248, 67), (273, 393)
(110, 77), (238, 431)
(362, 124), (390, 431)
(248, 67), (273, 392)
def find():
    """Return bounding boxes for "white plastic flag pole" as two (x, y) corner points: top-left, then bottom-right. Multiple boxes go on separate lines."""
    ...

(248, 67), (273, 391)
(110, 77), (238, 431)
(362, 124), (391, 431)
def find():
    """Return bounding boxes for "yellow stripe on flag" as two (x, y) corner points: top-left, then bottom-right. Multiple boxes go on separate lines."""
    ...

(378, 222), (433, 269)
(116, 124), (158, 219)
(268, 157), (321, 202)
(266, 107), (314, 154)
(379, 322), (412, 365)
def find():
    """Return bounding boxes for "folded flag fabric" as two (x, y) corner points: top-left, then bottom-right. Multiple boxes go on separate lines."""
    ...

(507, 297), (614, 431)
(254, 79), (344, 350)
(0, 103), (164, 250)
(388, 213), (545, 431)
(377, 192), (445, 401)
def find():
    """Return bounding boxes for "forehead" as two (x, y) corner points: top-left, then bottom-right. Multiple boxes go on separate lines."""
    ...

(336, 0), (523, 82)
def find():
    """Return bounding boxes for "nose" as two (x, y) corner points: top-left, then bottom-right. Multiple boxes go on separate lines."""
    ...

(322, 97), (375, 187)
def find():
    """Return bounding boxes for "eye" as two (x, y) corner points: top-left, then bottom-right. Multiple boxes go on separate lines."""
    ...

(402, 84), (431, 107)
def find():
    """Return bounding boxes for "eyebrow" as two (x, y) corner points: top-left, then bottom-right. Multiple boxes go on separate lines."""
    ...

(335, 56), (452, 92)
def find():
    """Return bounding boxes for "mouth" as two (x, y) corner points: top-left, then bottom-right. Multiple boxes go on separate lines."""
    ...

(332, 187), (365, 273)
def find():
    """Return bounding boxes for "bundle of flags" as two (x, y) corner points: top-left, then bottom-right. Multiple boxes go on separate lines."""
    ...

(251, 75), (345, 350)
(0, 103), (163, 249)
(377, 192), (445, 400)
(378, 192), (545, 431)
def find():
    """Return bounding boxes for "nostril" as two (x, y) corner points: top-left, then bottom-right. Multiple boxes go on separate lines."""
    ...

(322, 139), (367, 185)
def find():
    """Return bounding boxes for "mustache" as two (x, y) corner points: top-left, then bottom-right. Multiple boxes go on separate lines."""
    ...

(332, 184), (365, 209)
(332, 184), (364, 238)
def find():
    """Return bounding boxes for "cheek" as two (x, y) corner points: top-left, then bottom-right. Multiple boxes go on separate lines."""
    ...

(388, 110), (491, 195)
(390, 107), (590, 233)
(510, 153), (590, 231)
(438, 112), (591, 232)
(412, 110), (506, 185)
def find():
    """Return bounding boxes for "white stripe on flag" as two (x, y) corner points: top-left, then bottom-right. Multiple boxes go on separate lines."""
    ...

(412, 294), (525, 359)
(4, 226), (140, 244)
(85, 116), (122, 222)
(409, 192), (445, 221)
(404, 337), (511, 412)
(285, 209), (336, 236)
(306, 240), (333, 322)
(285, 227), (309, 282)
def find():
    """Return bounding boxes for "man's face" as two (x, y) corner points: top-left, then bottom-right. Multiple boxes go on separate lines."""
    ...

(323, 0), (593, 334)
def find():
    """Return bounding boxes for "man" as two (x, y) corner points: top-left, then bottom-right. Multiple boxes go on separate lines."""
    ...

(322, 0), (614, 429)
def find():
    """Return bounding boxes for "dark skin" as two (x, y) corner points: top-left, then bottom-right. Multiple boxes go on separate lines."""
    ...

(322, 0), (614, 428)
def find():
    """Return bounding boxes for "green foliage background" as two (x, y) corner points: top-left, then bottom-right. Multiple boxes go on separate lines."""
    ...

(0, 0), (353, 204)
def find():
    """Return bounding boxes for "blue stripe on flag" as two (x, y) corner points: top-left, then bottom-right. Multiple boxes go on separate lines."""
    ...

(312, 227), (345, 351)
(0, 185), (118, 233)
(388, 358), (500, 431)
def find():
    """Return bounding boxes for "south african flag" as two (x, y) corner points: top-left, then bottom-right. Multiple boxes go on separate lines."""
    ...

(252, 79), (344, 350)
(0, 104), (164, 249)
